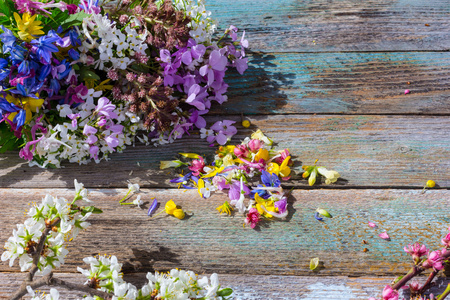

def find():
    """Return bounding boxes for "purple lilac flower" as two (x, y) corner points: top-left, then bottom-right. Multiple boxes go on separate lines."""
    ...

(228, 180), (250, 201)
(210, 120), (237, 145)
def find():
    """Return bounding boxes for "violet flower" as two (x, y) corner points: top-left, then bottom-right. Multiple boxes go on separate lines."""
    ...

(210, 120), (237, 145)
(95, 97), (118, 119)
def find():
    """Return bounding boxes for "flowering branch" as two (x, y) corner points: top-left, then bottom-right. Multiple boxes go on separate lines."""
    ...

(370, 229), (450, 300)
(4, 180), (233, 299)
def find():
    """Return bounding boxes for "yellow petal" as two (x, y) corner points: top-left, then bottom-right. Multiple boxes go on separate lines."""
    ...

(26, 97), (44, 112)
(179, 153), (201, 159)
(267, 162), (280, 176)
(13, 12), (21, 25)
(254, 148), (269, 162)
(310, 257), (319, 270)
(197, 178), (205, 197)
(165, 200), (177, 215)
(7, 112), (17, 122)
(173, 209), (185, 220)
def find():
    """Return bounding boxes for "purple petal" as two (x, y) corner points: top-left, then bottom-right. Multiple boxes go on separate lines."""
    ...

(209, 50), (228, 71)
(147, 199), (158, 216)
(216, 133), (228, 145)
(181, 51), (192, 65)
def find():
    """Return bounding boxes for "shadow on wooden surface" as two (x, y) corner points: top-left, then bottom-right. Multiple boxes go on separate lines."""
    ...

(1, 115), (448, 189)
(2, 189), (449, 277)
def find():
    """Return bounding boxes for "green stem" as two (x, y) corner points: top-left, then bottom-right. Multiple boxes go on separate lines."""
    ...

(149, 208), (166, 218)
(119, 190), (131, 203)
(437, 284), (450, 300)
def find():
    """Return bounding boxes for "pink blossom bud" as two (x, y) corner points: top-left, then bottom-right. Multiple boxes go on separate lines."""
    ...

(441, 232), (450, 248)
(404, 89), (410, 94)
(404, 242), (429, 263)
(248, 139), (261, 153)
(382, 285), (399, 300)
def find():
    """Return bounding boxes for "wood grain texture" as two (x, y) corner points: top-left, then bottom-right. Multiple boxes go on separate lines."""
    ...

(208, 0), (450, 52)
(218, 52), (450, 115)
(1, 189), (449, 277)
(0, 115), (448, 189)
(2, 272), (450, 299)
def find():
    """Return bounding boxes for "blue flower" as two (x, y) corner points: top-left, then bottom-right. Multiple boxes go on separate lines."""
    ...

(37, 64), (52, 81)
(18, 60), (30, 75)
(11, 45), (27, 65)
(261, 170), (280, 187)
(68, 28), (81, 46)
(0, 26), (16, 54)
(13, 109), (26, 128)
(31, 35), (60, 65)
(0, 99), (19, 115)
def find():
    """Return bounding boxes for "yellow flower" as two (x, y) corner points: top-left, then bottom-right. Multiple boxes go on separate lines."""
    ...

(254, 148), (269, 162)
(6, 94), (44, 124)
(279, 156), (291, 178)
(267, 162), (280, 175)
(254, 193), (275, 218)
(216, 201), (233, 215)
(317, 167), (340, 184)
(165, 200), (177, 215)
(173, 209), (185, 220)
(14, 12), (44, 42)
(426, 180), (436, 188)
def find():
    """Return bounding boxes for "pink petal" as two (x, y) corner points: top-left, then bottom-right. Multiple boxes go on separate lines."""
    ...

(368, 221), (377, 228)
(379, 232), (390, 240)
(404, 89), (410, 94)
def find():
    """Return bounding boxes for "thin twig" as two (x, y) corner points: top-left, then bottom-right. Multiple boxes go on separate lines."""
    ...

(418, 270), (438, 295)
(9, 272), (112, 300)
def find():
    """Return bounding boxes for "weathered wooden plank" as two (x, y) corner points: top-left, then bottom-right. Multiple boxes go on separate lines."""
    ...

(219, 52), (450, 115)
(2, 272), (449, 299)
(208, 0), (450, 52)
(0, 115), (448, 188)
(1, 189), (449, 277)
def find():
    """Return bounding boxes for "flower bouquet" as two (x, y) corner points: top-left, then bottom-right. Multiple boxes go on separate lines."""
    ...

(0, 0), (249, 168)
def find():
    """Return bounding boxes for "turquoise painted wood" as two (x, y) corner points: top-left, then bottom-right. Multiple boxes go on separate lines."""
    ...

(207, 0), (450, 51)
(1, 189), (449, 277)
(1, 115), (448, 188)
(216, 52), (450, 114)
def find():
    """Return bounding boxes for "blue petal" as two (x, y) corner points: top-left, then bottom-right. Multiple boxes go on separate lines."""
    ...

(13, 109), (26, 128)
(314, 212), (323, 221)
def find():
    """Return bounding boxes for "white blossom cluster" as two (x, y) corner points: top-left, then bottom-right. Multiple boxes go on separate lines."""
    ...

(172, 0), (218, 44)
(1, 180), (93, 276)
(78, 256), (231, 300)
(29, 92), (140, 168)
(81, 14), (148, 70)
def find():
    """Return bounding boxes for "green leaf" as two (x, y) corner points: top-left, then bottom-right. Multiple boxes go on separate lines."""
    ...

(79, 67), (101, 81)
(0, 122), (22, 153)
(310, 257), (319, 271)
(216, 288), (233, 297)
(60, 11), (90, 29)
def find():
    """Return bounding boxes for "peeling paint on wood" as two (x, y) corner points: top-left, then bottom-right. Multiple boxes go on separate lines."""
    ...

(217, 52), (450, 114)
(1, 189), (449, 277)
(0, 115), (448, 188)
(208, 0), (450, 51)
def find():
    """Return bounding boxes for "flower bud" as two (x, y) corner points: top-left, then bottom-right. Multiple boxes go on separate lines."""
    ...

(248, 139), (261, 153)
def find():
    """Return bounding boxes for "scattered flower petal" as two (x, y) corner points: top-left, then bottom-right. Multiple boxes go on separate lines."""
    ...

(310, 257), (320, 270)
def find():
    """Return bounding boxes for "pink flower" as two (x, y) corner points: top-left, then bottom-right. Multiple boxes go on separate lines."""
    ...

(409, 281), (421, 293)
(188, 157), (205, 176)
(404, 243), (429, 263)
(381, 285), (398, 300)
(441, 232), (450, 248)
(274, 149), (291, 165)
(379, 232), (390, 240)
(422, 250), (444, 270)
(248, 139), (261, 153)
(244, 208), (260, 229)
(233, 144), (249, 158)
